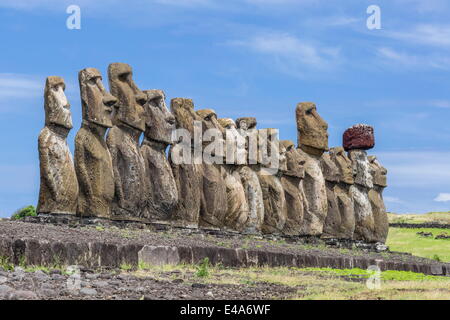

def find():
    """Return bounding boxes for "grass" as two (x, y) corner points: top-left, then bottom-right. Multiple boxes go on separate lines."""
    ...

(388, 212), (450, 225)
(127, 264), (450, 300)
(386, 227), (450, 262)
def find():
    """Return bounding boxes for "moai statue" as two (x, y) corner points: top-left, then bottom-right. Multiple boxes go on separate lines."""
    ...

(320, 152), (340, 239)
(169, 98), (203, 227)
(280, 140), (306, 235)
(295, 102), (328, 236)
(235, 117), (265, 233)
(75, 68), (117, 218)
(325, 147), (356, 239)
(106, 63), (148, 220)
(344, 124), (377, 242)
(368, 155), (389, 243)
(141, 89), (178, 221)
(218, 118), (249, 232)
(196, 109), (228, 228)
(38, 76), (78, 215)
(257, 129), (287, 234)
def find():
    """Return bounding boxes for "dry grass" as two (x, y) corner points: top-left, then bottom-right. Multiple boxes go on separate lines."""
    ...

(388, 212), (450, 225)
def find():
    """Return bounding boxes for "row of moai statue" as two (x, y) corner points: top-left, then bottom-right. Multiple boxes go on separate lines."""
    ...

(37, 63), (388, 244)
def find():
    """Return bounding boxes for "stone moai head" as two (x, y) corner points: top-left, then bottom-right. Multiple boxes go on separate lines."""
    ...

(368, 156), (387, 188)
(218, 118), (247, 165)
(329, 147), (354, 185)
(44, 76), (72, 130)
(349, 150), (373, 189)
(258, 128), (281, 169)
(108, 63), (146, 132)
(197, 109), (225, 158)
(320, 152), (340, 183)
(143, 89), (175, 145)
(296, 102), (328, 156)
(343, 124), (375, 151)
(236, 117), (257, 131)
(79, 68), (117, 129)
(171, 98), (201, 138)
(280, 140), (305, 178)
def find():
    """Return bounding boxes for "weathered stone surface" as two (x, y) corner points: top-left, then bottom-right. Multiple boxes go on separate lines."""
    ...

(218, 118), (249, 231)
(235, 117), (265, 233)
(349, 150), (376, 242)
(138, 246), (180, 266)
(75, 68), (116, 218)
(295, 102), (328, 235)
(38, 76), (78, 215)
(296, 102), (329, 156)
(320, 152), (340, 239)
(343, 124), (375, 151)
(258, 130), (287, 234)
(169, 98), (203, 227)
(196, 109), (228, 228)
(279, 140), (306, 236)
(368, 155), (389, 243)
(323, 147), (355, 239)
(106, 63), (147, 220)
(141, 90), (178, 221)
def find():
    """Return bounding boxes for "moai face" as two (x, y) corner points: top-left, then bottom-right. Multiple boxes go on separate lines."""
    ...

(296, 102), (328, 156)
(171, 98), (201, 137)
(197, 109), (225, 159)
(218, 118), (247, 165)
(280, 140), (305, 178)
(143, 89), (175, 145)
(329, 147), (354, 185)
(108, 63), (146, 132)
(236, 117), (257, 131)
(368, 156), (387, 187)
(44, 76), (72, 130)
(349, 150), (373, 188)
(320, 152), (340, 183)
(258, 128), (280, 168)
(79, 68), (117, 128)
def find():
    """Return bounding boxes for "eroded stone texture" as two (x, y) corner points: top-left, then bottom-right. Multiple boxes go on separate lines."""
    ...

(235, 117), (264, 233)
(324, 147), (355, 239)
(349, 149), (376, 242)
(320, 152), (340, 239)
(218, 118), (249, 232)
(343, 124), (375, 151)
(258, 129), (287, 234)
(38, 76), (78, 215)
(296, 102), (328, 236)
(169, 98), (203, 227)
(141, 90), (178, 221)
(75, 68), (117, 218)
(196, 109), (228, 228)
(322, 147), (355, 239)
(280, 140), (306, 236)
(106, 63), (147, 220)
(368, 155), (389, 243)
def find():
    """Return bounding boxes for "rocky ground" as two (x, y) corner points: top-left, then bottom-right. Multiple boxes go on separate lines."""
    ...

(0, 266), (296, 300)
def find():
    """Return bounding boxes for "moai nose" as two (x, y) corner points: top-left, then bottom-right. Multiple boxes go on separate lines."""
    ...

(103, 94), (117, 107)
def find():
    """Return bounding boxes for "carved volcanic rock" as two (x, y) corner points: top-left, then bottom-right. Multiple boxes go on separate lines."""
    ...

(343, 124), (375, 151)
(38, 76), (78, 215)
(75, 68), (116, 218)
(368, 156), (389, 243)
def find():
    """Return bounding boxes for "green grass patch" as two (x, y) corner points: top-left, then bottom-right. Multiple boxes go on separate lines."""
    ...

(299, 267), (450, 281)
(386, 227), (450, 262)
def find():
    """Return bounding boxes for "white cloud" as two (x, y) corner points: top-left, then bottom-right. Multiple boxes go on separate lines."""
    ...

(0, 73), (43, 101)
(377, 47), (450, 70)
(387, 24), (450, 48)
(434, 193), (450, 202)
(227, 33), (341, 77)
(384, 196), (404, 204)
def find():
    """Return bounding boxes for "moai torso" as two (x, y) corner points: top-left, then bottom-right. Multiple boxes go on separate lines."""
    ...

(75, 68), (116, 218)
(325, 147), (355, 239)
(169, 98), (203, 227)
(280, 140), (306, 236)
(218, 118), (249, 232)
(235, 117), (265, 233)
(368, 156), (389, 243)
(196, 109), (228, 228)
(296, 102), (328, 236)
(38, 76), (78, 215)
(257, 129), (287, 235)
(106, 63), (147, 220)
(141, 90), (178, 221)
(345, 124), (377, 243)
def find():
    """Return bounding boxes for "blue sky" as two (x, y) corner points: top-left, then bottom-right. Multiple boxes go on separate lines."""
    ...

(1, 0), (450, 217)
